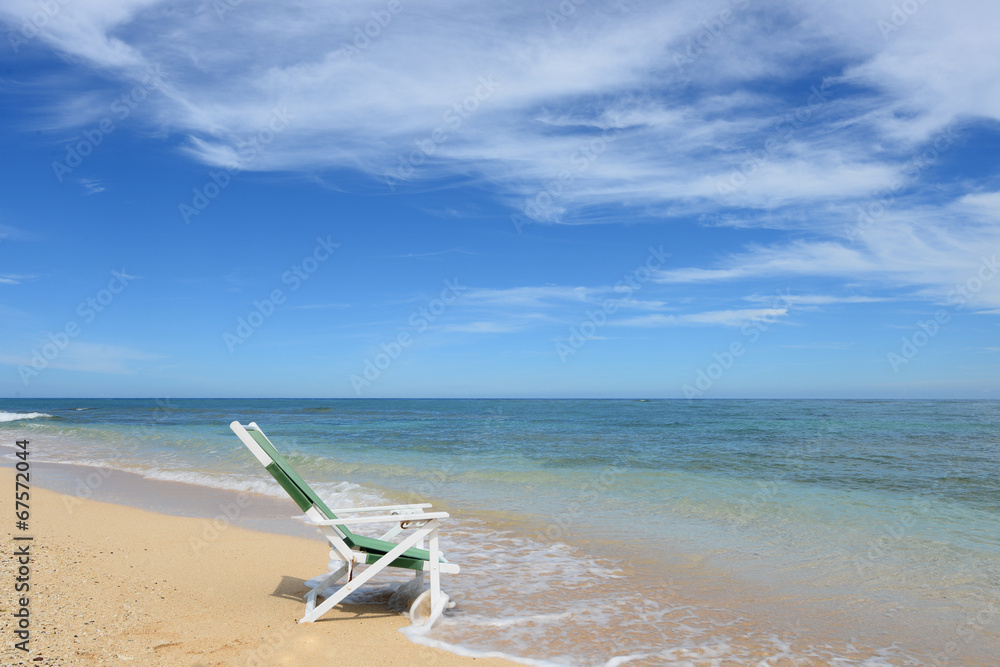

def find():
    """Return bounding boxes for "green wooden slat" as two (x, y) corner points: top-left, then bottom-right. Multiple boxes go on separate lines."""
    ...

(265, 461), (312, 512)
(350, 533), (432, 562)
(249, 431), (339, 518)
(364, 552), (426, 571)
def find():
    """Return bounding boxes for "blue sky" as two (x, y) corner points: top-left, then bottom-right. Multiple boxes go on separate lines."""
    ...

(1, 0), (999, 398)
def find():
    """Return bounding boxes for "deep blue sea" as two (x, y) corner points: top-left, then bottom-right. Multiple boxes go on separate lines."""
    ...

(2, 399), (999, 665)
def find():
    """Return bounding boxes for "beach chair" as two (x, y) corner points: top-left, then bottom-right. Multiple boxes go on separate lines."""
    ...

(230, 421), (459, 627)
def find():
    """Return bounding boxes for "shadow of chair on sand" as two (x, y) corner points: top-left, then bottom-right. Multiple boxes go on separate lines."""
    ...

(270, 575), (396, 622)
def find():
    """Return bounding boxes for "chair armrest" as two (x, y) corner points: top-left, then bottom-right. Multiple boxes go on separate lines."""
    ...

(308, 512), (449, 526)
(325, 503), (432, 514)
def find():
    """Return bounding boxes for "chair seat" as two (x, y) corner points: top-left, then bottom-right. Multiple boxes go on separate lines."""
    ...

(349, 533), (432, 560)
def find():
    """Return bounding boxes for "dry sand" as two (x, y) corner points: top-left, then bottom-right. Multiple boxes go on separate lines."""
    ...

(0, 468), (515, 666)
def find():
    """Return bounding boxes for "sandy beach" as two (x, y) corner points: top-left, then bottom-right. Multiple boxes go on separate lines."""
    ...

(0, 467), (515, 666)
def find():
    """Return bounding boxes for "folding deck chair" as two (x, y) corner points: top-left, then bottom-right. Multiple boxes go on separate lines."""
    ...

(230, 421), (459, 627)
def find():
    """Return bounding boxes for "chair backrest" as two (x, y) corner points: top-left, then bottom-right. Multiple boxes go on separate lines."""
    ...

(232, 421), (358, 545)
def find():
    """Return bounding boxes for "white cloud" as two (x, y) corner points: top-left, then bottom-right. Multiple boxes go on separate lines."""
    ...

(655, 207), (1000, 309)
(655, 241), (874, 283)
(463, 286), (593, 307)
(439, 321), (529, 334)
(80, 177), (106, 194)
(291, 303), (350, 310)
(0, 274), (38, 285)
(615, 308), (789, 328)
(743, 294), (885, 306)
(955, 192), (1000, 217)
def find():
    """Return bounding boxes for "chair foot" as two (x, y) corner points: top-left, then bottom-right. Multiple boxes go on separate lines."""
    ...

(408, 590), (451, 628)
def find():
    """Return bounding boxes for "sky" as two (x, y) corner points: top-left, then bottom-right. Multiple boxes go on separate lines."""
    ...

(1, 0), (999, 399)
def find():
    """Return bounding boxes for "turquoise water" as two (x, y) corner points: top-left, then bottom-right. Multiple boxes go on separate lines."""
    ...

(2, 399), (999, 664)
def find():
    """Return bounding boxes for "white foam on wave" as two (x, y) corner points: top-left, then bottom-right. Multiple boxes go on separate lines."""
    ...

(0, 411), (53, 423)
(138, 467), (389, 509)
(401, 627), (564, 667)
(5, 429), (391, 511)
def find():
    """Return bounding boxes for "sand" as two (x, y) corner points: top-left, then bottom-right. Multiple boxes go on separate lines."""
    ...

(0, 468), (515, 666)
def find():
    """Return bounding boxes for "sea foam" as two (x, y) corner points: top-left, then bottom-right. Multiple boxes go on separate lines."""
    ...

(0, 411), (54, 423)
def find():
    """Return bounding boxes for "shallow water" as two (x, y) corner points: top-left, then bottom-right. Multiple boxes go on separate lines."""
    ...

(2, 399), (998, 664)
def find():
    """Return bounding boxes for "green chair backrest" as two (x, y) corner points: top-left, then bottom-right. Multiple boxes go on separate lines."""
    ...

(246, 428), (359, 545)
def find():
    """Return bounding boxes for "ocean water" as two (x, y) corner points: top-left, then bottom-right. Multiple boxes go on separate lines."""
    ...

(2, 399), (999, 665)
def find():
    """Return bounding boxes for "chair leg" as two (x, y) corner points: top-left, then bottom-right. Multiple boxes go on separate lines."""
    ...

(302, 524), (436, 623)
(304, 563), (348, 618)
(407, 525), (449, 629)
(428, 525), (441, 610)
(414, 533), (426, 587)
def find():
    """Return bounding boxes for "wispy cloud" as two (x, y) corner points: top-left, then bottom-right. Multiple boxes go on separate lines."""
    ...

(439, 320), (530, 334)
(0, 223), (40, 243)
(743, 294), (885, 306)
(463, 286), (594, 307)
(291, 303), (350, 310)
(0, 274), (38, 285)
(384, 249), (478, 261)
(615, 308), (790, 328)
(79, 177), (106, 194)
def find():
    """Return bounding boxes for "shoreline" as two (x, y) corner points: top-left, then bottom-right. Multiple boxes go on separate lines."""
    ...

(0, 465), (516, 666)
(13, 458), (325, 541)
